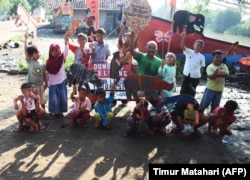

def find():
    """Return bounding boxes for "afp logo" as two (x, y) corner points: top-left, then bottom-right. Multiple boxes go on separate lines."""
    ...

(222, 168), (246, 177)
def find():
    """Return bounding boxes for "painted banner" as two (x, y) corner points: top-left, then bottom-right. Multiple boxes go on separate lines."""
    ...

(87, 0), (99, 29)
(15, 5), (37, 32)
(123, 0), (152, 30)
(55, 0), (73, 30)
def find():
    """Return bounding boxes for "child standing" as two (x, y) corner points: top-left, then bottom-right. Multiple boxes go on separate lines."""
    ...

(24, 33), (48, 111)
(199, 50), (229, 113)
(158, 52), (176, 100)
(179, 32), (206, 96)
(89, 28), (111, 64)
(66, 32), (92, 100)
(205, 100), (238, 136)
(13, 83), (40, 132)
(46, 36), (69, 118)
(69, 86), (92, 128)
(93, 84), (116, 129)
(123, 99), (150, 137)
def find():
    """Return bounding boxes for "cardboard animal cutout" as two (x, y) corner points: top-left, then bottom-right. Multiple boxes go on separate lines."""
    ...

(173, 10), (205, 34)
(67, 63), (103, 92)
(65, 19), (82, 37)
(124, 74), (174, 101)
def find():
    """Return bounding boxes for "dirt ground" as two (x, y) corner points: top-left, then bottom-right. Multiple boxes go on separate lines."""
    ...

(0, 26), (250, 180)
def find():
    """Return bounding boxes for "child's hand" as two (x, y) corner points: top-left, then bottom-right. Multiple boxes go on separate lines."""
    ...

(139, 99), (144, 106)
(24, 33), (29, 41)
(89, 42), (94, 49)
(120, 23), (124, 30)
(64, 33), (69, 43)
(181, 32), (186, 38)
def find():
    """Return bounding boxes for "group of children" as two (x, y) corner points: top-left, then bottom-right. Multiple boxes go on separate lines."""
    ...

(13, 25), (239, 139)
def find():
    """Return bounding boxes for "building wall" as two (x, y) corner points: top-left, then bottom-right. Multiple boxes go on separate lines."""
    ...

(53, 9), (121, 35)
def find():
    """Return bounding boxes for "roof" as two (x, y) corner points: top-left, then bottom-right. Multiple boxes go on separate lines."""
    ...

(46, 0), (131, 9)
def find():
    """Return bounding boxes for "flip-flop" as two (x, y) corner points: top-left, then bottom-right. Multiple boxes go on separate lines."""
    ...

(13, 126), (23, 132)
(39, 123), (45, 130)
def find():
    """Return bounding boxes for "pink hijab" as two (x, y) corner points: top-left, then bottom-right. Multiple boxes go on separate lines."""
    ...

(46, 44), (64, 74)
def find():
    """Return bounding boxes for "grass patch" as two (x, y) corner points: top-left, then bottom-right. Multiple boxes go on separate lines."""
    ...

(16, 54), (74, 73)
(10, 35), (24, 42)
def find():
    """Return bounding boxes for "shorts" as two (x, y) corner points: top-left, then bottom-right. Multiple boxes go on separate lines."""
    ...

(26, 110), (36, 119)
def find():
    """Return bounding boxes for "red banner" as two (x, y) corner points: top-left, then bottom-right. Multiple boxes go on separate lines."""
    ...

(169, 0), (176, 6)
(87, 0), (99, 29)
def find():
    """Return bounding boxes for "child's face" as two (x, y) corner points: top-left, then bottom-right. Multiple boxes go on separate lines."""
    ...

(79, 90), (87, 100)
(32, 51), (40, 60)
(165, 54), (175, 66)
(187, 103), (194, 109)
(50, 47), (61, 57)
(78, 36), (87, 47)
(213, 54), (222, 65)
(193, 42), (204, 52)
(96, 33), (105, 43)
(22, 88), (32, 97)
(96, 94), (105, 103)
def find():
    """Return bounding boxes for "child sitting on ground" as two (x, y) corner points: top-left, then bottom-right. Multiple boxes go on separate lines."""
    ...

(13, 83), (40, 132)
(182, 102), (199, 136)
(205, 100), (238, 136)
(93, 84), (116, 129)
(69, 86), (92, 128)
(123, 99), (150, 137)
(147, 100), (171, 135)
(14, 83), (46, 132)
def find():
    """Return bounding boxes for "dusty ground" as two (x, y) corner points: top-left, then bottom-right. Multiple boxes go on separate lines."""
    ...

(0, 25), (250, 180)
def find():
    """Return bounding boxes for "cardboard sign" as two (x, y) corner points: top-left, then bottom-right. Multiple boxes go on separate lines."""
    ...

(123, 0), (152, 30)
(88, 63), (132, 91)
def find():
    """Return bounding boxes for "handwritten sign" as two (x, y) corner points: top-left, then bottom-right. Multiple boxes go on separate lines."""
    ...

(88, 63), (132, 90)
(123, 0), (152, 30)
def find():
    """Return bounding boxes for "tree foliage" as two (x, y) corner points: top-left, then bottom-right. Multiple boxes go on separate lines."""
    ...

(2, 0), (45, 15)
(27, 0), (45, 13)
(183, 0), (210, 15)
(0, 0), (12, 14)
(9, 0), (31, 15)
(212, 9), (241, 33)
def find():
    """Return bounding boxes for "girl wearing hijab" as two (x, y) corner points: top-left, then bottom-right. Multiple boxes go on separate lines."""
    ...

(46, 36), (69, 118)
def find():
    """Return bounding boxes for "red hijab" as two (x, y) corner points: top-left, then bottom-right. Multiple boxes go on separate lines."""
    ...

(46, 44), (64, 74)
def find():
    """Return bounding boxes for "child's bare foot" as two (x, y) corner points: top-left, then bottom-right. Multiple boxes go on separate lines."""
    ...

(82, 124), (88, 128)
(220, 130), (232, 135)
(105, 125), (112, 130)
(171, 127), (181, 133)
(204, 129), (210, 135)
(13, 125), (23, 132)
(148, 129), (154, 136)
(29, 126), (35, 132)
(35, 124), (39, 131)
